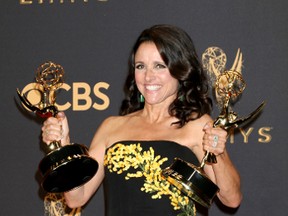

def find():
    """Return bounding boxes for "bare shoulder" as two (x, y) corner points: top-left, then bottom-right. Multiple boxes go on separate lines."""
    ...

(197, 114), (213, 126)
(91, 114), (135, 147)
(97, 115), (127, 132)
(186, 114), (213, 129)
(101, 115), (124, 125)
(181, 114), (213, 157)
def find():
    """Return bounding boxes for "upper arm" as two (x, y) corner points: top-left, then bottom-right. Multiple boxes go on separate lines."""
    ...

(69, 116), (117, 205)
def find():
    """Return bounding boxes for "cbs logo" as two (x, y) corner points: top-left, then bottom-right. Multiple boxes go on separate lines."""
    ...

(20, 82), (110, 111)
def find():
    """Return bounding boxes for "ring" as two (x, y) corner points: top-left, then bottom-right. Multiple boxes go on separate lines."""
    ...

(212, 135), (218, 148)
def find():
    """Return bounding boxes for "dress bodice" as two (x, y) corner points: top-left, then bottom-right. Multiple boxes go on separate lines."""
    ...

(103, 140), (208, 216)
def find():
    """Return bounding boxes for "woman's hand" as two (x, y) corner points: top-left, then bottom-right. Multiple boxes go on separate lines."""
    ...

(202, 121), (228, 156)
(42, 111), (70, 146)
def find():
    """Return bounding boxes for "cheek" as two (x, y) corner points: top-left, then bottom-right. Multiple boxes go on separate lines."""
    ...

(170, 83), (179, 95)
(134, 73), (144, 89)
(134, 73), (142, 84)
(165, 76), (179, 92)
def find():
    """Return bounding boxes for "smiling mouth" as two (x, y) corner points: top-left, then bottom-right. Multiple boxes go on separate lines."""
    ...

(145, 85), (161, 91)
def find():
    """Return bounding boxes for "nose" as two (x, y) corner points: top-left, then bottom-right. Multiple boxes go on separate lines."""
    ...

(145, 67), (155, 82)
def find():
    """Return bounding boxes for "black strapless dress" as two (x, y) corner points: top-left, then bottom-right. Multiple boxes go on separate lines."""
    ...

(103, 140), (208, 216)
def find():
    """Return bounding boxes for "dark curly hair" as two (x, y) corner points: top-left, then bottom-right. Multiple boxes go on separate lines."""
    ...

(120, 24), (212, 127)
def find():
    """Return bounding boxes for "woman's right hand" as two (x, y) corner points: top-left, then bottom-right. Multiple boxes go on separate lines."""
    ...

(42, 111), (70, 146)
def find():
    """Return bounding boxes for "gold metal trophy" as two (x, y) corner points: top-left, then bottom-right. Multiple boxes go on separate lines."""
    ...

(17, 61), (98, 193)
(162, 48), (265, 208)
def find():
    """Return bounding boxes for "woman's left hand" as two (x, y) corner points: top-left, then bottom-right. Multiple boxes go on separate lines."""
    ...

(202, 121), (228, 156)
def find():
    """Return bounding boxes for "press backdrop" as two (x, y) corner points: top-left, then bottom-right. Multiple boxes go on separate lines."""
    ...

(0, 0), (287, 215)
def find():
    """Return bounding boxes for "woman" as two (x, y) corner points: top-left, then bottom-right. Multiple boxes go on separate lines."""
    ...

(42, 24), (242, 215)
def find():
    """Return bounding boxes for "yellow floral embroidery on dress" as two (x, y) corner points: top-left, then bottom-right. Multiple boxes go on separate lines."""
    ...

(104, 143), (196, 216)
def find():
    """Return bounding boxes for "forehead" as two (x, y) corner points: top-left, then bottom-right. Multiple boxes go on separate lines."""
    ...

(135, 42), (162, 61)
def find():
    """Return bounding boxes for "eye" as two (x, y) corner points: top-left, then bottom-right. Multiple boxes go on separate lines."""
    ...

(155, 63), (167, 69)
(135, 63), (145, 70)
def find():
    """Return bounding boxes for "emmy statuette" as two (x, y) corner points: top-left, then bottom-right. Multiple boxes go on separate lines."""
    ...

(161, 49), (265, 208)
(17, 61), (99, 193)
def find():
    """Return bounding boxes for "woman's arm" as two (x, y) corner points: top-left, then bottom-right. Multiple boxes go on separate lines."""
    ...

(202, 121), (242, 208)
(42, 112), (109, 208)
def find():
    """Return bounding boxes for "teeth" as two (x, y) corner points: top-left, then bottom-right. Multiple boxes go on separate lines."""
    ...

(145, 85), (161, 90)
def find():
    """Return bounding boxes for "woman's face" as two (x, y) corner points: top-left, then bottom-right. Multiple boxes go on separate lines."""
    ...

(134, 42), (179, 105)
